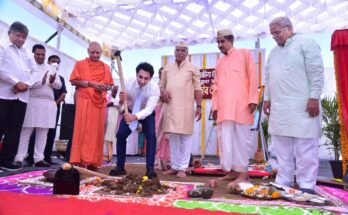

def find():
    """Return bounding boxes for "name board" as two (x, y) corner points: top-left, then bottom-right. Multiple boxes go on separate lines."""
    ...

(200, 68), (215, 99)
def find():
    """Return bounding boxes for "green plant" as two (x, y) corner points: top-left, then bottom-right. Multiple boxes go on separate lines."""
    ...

(261, 119), (270, 144)
(321, 96), (341, 161)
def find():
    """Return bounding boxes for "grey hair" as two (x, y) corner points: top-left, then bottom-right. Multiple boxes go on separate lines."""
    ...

(270, 17), (293, 30)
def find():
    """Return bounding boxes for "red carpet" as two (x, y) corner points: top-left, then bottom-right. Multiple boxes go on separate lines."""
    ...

(0, 191), (244, 215)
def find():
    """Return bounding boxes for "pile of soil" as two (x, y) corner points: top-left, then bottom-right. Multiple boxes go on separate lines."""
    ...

(101, 174), (171, 197)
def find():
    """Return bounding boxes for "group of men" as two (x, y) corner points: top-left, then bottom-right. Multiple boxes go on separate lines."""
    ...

(0, 15), (324, 194)
(0, 21), (67, 171)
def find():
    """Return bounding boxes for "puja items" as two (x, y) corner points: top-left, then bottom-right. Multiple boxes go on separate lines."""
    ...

(53, 163), (80, 195)
(241, 185), (281, 200)
(101, 174), (170, 197)
(268, 182), (330, 206)
(282, 192), (329, 206)
(187, 187), (214, 199)
(192, 159), (202, 168)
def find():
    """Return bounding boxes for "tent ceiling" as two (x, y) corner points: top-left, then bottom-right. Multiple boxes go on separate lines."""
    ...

(37, 0), (348, 50)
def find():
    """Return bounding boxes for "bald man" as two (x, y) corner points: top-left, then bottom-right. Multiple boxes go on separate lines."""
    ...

(69, 42), (114, 170)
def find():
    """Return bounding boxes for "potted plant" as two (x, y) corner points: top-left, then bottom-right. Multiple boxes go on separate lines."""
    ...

(321, 96), (342, 179)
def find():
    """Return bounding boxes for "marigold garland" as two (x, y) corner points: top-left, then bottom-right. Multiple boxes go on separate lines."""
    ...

(333, 50), (348, 174)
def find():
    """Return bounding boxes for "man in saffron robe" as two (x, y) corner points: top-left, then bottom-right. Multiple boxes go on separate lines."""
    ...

(212, 29), (258, 191)
(69, 42), (114, 170)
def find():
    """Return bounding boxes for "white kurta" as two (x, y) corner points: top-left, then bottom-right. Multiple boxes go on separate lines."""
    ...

(22, 63), (62, 128)
(265, 34), (324, 138)
(160, 60), (202, 135)
(104, 96), (120, 143)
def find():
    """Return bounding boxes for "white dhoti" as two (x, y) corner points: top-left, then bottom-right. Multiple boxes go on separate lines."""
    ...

(217, 121), (252, 172)
(104, 109), (119, 156)
(15, 127), (49, 163)
(273, 135), (319, 190)
(168, 133), (192, 171)
(104, 108), (119, 143)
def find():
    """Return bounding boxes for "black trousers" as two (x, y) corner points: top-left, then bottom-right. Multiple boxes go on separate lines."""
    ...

(116, 111), (157, 170)
(0, 99), (27, 163)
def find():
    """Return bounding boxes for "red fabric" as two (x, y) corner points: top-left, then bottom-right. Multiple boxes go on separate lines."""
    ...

(193, 167), (270, 177)
(0, 191), (241, 215)
(331, 29), (348, 136)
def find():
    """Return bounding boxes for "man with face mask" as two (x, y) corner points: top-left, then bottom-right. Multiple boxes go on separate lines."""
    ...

(212, 29), (259, 191)
(0, 22), (38, 171)
(264, 17), (324, 194)
(160, 42), (202, 178)
(69, 42), (114, 170)
(109, 62), (160, 179)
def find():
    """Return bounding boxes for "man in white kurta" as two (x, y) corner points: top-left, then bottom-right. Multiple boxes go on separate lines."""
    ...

(160, 42), (202, 178)
(15, 44), (61, 167)
(104, 85), (120, 161)
(264, 17), (324, 194)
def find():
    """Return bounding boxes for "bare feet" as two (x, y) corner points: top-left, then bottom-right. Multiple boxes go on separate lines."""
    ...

(176, 170), (186, 178)
(226, 172), (250, 194)
(218, 170), (239, 181)
(163, 169), (177, 175)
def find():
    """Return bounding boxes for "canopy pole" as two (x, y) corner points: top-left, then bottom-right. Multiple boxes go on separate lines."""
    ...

(56, 24), (64, 51)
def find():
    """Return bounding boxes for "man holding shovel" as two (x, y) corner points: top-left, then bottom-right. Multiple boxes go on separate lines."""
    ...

(109, 62), (160, 179)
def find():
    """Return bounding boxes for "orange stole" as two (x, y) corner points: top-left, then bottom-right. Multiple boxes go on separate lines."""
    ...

(69, 59), (113, 166)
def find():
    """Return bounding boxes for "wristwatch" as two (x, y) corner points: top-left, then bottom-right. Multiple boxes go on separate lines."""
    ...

(196, 105), (202, 109)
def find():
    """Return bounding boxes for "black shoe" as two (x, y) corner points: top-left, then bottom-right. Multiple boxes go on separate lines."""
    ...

(25, 157), (34, 165)
(109, 167), (126, 176)
(44, 158), (58, 165)
(0, 161), (22, 171)
(35, 160), (51, 167)
(300, 188), (315, 195)
(146, 169), (157, 179)
(14, 161), (23, 168)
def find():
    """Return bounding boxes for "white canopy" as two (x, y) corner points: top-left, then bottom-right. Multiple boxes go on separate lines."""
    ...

(27, 0), (348, 50)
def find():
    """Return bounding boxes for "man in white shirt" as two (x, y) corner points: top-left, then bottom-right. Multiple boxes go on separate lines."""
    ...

(0, 22), (38, 171)
(109, 62), (160, 178)
(263, 17), (324, 194)
(15, 44), (61, 168)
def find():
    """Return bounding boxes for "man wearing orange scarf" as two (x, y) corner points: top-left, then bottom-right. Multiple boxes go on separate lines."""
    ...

(69, 42), (114, 170)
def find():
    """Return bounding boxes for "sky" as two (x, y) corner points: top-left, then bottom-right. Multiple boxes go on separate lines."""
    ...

(0, 0), (335, 79)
